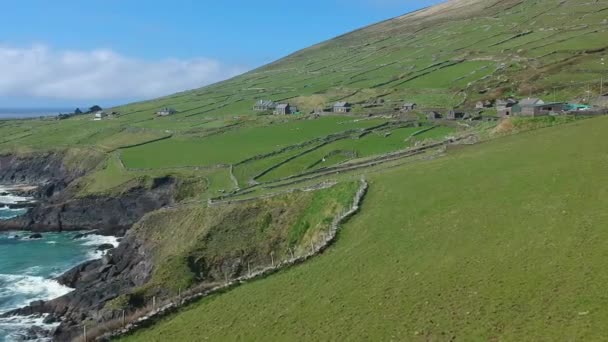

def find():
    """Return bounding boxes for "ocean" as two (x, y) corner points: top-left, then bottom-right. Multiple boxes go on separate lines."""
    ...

(0, 108), (73, 120)
(0, 187), (118, 341)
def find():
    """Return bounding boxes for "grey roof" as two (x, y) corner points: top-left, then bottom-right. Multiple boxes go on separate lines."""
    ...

(334, 101), (350, 107)
(403, 103), (416, 107)
(276, 103), (289, 109)
(256, 100), (275, 106)
(519, 98), (543, 106)
(496, 99), (518, 106)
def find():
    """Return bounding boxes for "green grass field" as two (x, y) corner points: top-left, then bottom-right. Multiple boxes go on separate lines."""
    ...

(120, 117), (387, 169)
(3, 0), (608, 339)
(121, 115), (608, 341)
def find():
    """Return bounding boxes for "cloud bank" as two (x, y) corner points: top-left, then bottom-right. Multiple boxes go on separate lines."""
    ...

(0, 45), (247, 102)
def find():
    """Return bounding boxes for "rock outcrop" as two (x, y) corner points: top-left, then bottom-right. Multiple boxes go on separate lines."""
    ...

(0, 151), (179, 340)
(0, 152), (177, 236)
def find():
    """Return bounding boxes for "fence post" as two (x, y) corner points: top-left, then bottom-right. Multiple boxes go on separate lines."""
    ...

(271, 251), (275, 267)
(153, 296), (156, 311)
(289, 247), (294, 259)
(83, 325), (87, 342)
(178, 287), (181, 303)
(248, 261), (251, 276)
(310, 239), (314, 253)
(122, 310), (126, 327)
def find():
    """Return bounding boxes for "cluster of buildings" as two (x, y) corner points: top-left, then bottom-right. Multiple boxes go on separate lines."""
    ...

(427, 97), (598, 121)
(157, 108), (177, 116)
(253, 100), (417, 115)
(144, 94), (605, 122)
(93, 110), (122, 121)
(495, 98), (592, 117)
(253, 100), (299, 115)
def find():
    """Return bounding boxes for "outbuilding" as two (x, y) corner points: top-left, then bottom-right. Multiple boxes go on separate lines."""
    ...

(402, 103), (417, 112)
(496, 98), (518, 117)
(94, 111), (107, 121)
(253, 100), (276, 112)
(333, 102), (352, 113)
(274, 103), (297, 115)
(157, 108), (177, 116)
(513, 99), (566, 116)
(427, 111), (441, 120)
(447, 110), (466, 120)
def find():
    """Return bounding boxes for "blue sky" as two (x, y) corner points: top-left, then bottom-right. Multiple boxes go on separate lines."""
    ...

(0, 0), (441, 107)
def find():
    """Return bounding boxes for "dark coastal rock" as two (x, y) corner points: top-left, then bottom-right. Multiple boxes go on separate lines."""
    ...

(7, 202), (35, 209)
(29, 233), (43, 239)
(16, 325), (51, 341)
(72, 232), (97, 240)
(0, 152), (179, 340)
(0, 182), (177, 235)
(96, 243), (115, 252)
(0, 191), (9, 196)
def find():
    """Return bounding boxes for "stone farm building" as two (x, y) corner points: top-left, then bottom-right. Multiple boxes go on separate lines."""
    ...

(402, 103), (417, 112)
(274, 103), (298, 115)
(447, 110), (466, 120)
(513, 98), (567, 116)
(496, 99), (518, 117)
(254, 100), (277, 112)
(427, 111), (441, 120)
(94, 111), (107, 121)
(333, 102), (352, 113)
(157, 108), (177, 116)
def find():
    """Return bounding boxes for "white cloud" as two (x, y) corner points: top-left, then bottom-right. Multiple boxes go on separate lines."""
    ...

(0, 44), (247, 101)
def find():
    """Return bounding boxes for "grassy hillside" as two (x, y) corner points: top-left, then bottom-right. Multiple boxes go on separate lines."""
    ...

(121, 115), (608, 341)
(3, 0), (608, 339)
(2, 0), (607, 182)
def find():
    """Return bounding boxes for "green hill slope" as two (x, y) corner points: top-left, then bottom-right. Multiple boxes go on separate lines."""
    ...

(110, 0), (608, 118)
(122, 115), (608, 341)
(1, 0), (606, 176)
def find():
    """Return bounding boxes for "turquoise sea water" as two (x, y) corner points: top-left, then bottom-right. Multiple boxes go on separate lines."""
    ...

(0, 191), (118, 341)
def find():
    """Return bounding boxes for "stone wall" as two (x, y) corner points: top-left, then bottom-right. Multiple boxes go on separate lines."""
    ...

(98, 178), (368, 341)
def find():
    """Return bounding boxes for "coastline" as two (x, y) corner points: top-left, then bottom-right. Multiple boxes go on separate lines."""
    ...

(0, 185), (121, 340)
(0, 230), (120, 340)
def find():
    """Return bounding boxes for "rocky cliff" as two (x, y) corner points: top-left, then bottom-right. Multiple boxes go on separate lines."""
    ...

(0, 151), (177, 236)
(0, 151), (179, 340)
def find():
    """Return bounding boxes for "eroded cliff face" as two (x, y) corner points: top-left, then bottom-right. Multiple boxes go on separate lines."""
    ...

(0, 151), (180, 340)
(8, 234), (155, 341)
(0, 151), (177, 236)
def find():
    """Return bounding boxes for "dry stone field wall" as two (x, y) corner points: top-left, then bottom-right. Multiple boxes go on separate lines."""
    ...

(97, 179), (368, 341)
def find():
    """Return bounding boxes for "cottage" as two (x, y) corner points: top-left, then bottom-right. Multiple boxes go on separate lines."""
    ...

(513, 98), (566, 116)
(402, 103), (417, 112)
(496, 98), (518, 117)
(274, 103), (297, 115)
(94, 111), (107, 121)
(513, 98), (545, 116)
(253, 100), (276, 112)
(157, 108), (177, 116)
(447, 110), (466, 120)
(427, 111), (441, 120)
(333, 102), (352, 113)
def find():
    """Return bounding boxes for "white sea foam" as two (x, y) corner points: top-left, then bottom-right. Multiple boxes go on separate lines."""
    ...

(80, 234), (120, 259)
(0, 274), (73, 314)
(0, 314), (56, 341)
(80, 234), (120, 247)
(0, 194), (33, 205)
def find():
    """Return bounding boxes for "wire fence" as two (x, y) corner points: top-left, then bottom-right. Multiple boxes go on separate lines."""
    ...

(72, 179), (368, 342)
